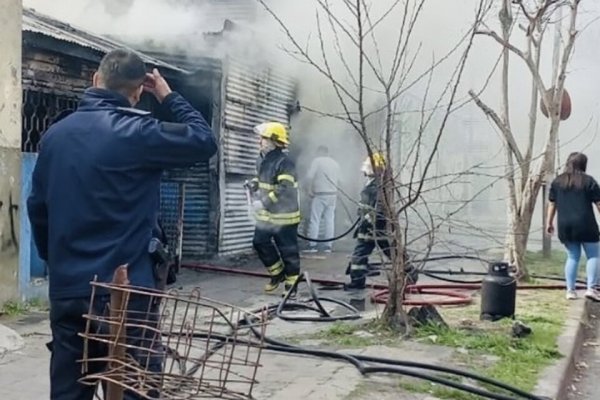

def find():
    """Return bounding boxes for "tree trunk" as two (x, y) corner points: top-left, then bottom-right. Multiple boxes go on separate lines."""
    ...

(380, 167), (409, 333)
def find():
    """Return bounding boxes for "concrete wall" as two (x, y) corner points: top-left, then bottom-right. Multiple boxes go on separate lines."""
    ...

(0, 0), (22, 304)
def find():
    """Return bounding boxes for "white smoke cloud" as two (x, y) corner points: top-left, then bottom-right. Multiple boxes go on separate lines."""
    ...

(22, 0), (600, 250)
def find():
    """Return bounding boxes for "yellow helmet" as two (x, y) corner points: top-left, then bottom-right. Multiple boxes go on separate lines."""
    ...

(254, 122), (290, 146)
(361, 152), (386, 175)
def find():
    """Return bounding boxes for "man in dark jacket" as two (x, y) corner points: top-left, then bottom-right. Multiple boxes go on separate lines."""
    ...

(27, 49), (217, 400)
(247, 122), (301, 296)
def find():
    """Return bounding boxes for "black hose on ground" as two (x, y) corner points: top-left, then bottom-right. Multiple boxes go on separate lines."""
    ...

(297, 217), (360, 243)
(169, 271), (544, 400)
(276, 272), (361, 322)
(370, 255), (581, 286)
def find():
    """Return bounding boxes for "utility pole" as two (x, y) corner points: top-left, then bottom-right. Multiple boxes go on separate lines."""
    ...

(0, 0), (23, 303)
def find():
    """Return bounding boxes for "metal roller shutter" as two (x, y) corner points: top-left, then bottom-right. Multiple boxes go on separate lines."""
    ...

(218, 59), (297, 254)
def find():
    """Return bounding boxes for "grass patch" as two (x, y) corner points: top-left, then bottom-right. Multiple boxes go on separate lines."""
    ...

(409, 291), (566, 399)
(0, 297), (48, 317)
(525, 249), (586, 280)
(400, 380), (480, 400)
(299, 320), (403, 348)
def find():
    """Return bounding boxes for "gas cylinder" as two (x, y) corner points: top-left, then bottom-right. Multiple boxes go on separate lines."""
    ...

(480, 262), (516, 321)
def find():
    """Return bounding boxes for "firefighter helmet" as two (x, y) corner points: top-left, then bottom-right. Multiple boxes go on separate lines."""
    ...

(361, 152), (386, 175)
(254, 122), (289, 146)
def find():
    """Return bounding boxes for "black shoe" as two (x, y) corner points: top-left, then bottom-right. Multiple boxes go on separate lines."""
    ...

(405, 265), (419, 285)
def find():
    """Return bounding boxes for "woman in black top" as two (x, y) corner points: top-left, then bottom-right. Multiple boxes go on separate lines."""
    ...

(546, 152), (600, 301)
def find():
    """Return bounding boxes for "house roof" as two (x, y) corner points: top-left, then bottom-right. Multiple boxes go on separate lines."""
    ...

(22, 7), (188, 73)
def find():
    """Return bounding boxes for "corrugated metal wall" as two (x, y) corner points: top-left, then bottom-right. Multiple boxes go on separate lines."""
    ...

(219, 59), (296, 254)
(160, 164), (211, 259)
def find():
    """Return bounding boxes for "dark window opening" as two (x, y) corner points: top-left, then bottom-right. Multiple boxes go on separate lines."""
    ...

(22, 89), (79, 153)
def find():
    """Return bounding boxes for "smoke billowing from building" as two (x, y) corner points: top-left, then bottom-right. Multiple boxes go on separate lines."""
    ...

(23, 0), (600, 252)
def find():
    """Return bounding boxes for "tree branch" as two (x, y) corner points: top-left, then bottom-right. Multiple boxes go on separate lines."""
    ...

(468, 91), (525, 166)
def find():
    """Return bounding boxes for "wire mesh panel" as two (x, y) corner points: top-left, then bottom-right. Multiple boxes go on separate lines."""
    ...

(80, 280), (267, 400)
(22, 89), (79, 152)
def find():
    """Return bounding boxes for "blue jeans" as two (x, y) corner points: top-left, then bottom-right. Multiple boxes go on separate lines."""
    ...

(563, 242), (599, 291)
(307, 195), (337, 250)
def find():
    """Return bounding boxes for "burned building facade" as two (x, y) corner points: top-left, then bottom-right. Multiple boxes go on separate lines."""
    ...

(19, 8), (296, 298)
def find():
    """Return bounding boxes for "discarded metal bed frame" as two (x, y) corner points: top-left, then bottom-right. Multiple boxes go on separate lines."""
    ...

(79, 268), (267, 400)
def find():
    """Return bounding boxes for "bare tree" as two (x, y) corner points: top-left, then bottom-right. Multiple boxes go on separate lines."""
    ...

(469, 0), (581, 279)
(256, 0), (490, 330)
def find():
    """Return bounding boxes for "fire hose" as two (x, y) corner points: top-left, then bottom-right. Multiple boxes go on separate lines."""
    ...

(168, 270), (546, 400)
(297, 217), (360, 242)
(183, 263), (584, 307)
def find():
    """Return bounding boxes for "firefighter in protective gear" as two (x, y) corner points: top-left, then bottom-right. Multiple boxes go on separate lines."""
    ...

(247, 122), (301, 296)
(345, 152), (417, 290)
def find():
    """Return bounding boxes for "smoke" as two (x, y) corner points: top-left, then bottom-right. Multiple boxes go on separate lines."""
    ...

(22, 0), (600, 252)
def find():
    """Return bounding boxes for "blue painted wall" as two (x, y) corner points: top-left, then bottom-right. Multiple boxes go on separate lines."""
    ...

(19, 153), (47, 300)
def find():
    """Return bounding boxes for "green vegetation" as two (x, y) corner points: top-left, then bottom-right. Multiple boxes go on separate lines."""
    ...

(0, 297), (48, 317)
(335, 288), (568, 400)
(525, 249), (585, 280)
(305, 320), (399, 348)
(406, 289), (566, 399)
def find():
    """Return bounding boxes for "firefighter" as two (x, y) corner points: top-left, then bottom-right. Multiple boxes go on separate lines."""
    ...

(345, 153), (417, 290)
(246, 122), (301, 296)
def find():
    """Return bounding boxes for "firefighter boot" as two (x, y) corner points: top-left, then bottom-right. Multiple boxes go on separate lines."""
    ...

(344, 265), (367, 290)
(405, 264), (419, 285)
(265, 273), (285, 293)
(283, 275), (299, 299)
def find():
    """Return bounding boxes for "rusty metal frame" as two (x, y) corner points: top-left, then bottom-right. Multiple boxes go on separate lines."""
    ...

(79, 271), (267, 400)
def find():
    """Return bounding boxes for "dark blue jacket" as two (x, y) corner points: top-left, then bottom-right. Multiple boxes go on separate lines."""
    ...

(27, 88), (217, 300)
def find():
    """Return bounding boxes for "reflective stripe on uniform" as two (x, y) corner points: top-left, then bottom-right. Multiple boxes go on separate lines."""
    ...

(255, 214), (301, 225)
(356, 233), (388, 241)
(277, 174), (295, 183)
(255, 209), (301, 225)
(350, 264), (367, 271)
(276, 174), (299, 187)
(268, 191), (278, 203)
(258, 182), (276, 190)
(285, 274), (299, 285)
(268, 261), (284, 276)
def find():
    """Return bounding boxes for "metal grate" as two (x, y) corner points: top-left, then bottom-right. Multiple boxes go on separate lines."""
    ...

(80, 270), (267, 400)
(22, 89), (79, 153)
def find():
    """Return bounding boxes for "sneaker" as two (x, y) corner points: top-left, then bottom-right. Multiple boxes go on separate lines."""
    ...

(302, 248), (318, 254)
(264, 274), (285, 293)
(584, 289), (600, 302)
(566, 290), (578, 300)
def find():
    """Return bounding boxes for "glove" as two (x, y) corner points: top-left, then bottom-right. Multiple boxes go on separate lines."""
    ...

(244, 180), (259, 192)
(252, 200), (264, 212)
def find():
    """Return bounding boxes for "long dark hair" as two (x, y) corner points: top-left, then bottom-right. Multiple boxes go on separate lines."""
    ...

(555, 152), (588, 189)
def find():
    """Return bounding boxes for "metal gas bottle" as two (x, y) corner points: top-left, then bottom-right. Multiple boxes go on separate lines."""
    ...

(480, 262), (516, 321)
